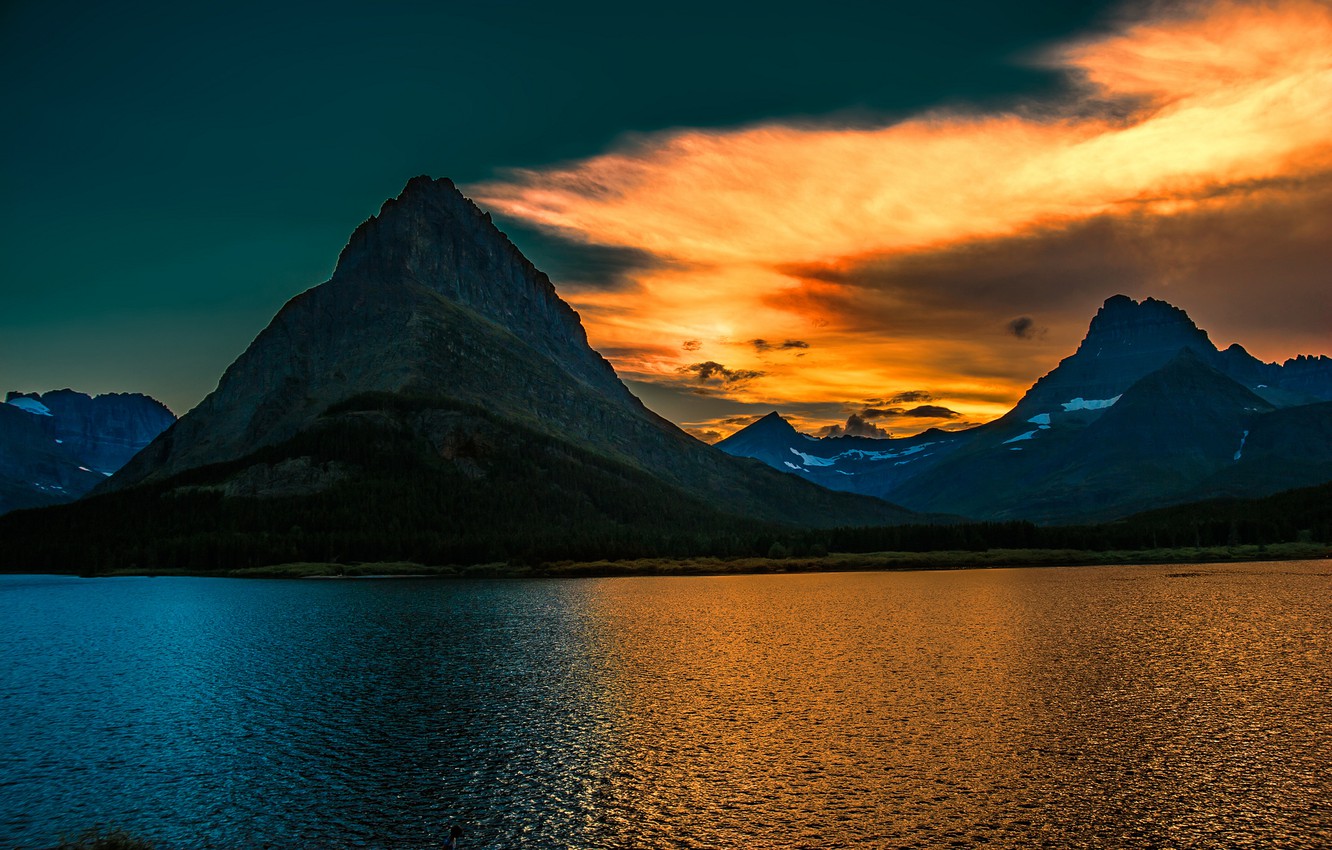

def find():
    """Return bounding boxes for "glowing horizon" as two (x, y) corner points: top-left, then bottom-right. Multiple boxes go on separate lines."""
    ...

(473, 0), (1332, 442)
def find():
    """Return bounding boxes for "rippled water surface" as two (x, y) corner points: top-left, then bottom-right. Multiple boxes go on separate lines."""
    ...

(2, 562), (1329, 848)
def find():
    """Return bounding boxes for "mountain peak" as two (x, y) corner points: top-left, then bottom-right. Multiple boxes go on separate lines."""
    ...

(1082, 294), (1212, 351)
(334, 175), (510, 282)
(1014, 294), (1221, 413)
(104, 176), (643, 490)
(751, 411), (800, 434)
(716, 411), (801, 450)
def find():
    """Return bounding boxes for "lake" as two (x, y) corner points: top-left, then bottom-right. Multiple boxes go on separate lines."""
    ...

(1, 562), (1329, 848)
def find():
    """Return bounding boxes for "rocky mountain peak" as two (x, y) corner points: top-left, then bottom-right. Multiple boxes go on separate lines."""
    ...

(325, 175), (623, 401)
(337, 176), (479, 279)
(1013, 294), (1221, 413)
(716, 411), (800, 448)
(105, 176), (652, 491)
(1078, 294), (1213, 355)
(752, 411), (798, 432)
(333, 175), (549, 300)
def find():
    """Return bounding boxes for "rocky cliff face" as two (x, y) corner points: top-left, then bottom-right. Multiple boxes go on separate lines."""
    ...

(0, 390), (174, 514)
(1275, 354), (1332, 402)
(332, 176), (630, 402)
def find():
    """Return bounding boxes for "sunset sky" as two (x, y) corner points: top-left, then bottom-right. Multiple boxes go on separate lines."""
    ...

(3, 0), (1328, 441)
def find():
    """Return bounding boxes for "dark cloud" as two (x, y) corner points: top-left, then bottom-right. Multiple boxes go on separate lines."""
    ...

(820, 413), (892, 439)
(1007, 316), (1046, 339)
(858, 404), (960, 420)
(904, 404), (960, 419)
(811, 399), (966, 439)
(793, 178), (1326, 349)
(677, 361), (765, 384)
(859, 408), (896, 419)
(750, 338), (811, 353)
(491, 216), (671, 291)
(880, 390), (934, 404)
(771, 175), (1332, 388)
(682, 339), (702, 351)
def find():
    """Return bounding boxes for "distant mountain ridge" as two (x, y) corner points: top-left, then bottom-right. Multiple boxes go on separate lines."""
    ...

(0, 390), (174, 515)
(718, 295), (1332, 523)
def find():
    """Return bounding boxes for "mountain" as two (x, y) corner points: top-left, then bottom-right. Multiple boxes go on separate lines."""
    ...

(718, 295), (1332, 524)
(1010, 294), (1332, 416)
(716, 414), (969, 501)
(0, 177), (913, 572)
(889, 349), (1284, 523)
(0, 390), (175, 515)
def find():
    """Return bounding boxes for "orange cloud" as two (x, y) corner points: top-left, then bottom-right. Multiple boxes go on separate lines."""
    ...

(472, 0), (1332, 439)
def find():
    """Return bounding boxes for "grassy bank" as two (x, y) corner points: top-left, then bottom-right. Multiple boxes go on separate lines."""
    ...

(539, 541), (1330, 577)
(92, 541), (1331, 579)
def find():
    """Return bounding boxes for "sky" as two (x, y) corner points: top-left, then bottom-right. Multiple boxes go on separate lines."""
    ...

(3, 0), (1329, 441)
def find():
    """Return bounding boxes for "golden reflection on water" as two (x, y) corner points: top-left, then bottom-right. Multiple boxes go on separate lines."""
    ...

(576, 565), (1331, 848)
(2, 564), (1327, 848)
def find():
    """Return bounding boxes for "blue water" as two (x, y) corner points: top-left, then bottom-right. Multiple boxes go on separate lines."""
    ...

(1, 563), (1329, 849)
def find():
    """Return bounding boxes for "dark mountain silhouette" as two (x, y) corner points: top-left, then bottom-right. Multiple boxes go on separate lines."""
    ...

(1, 177), (914, 572)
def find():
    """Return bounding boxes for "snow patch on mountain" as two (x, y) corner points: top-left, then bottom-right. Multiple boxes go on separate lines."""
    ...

(790, 448), (836, 467)
(1027, 413), (1051, 425)
(7, 398), (52, 416)
(1004, 430), (1037, 444)
(837, 443), (936, 463)
(1234, 430), (1249, 461)
(1061, 395), (1121, 412)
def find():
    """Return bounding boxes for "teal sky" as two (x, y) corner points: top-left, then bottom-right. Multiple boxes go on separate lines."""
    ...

(10, 0), (1325, 425)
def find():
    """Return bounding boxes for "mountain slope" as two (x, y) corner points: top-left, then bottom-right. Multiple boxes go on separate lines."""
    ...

(891, 350), (1279, 522)
(1193, 400), (1332, 500)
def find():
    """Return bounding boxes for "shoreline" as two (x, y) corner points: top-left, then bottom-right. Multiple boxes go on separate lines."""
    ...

(8, 541), (1328, 580)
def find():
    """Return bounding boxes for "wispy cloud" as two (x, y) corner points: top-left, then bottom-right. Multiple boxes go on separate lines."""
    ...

(472, 0), (1332, 437)
(750, 338), (810, 354)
